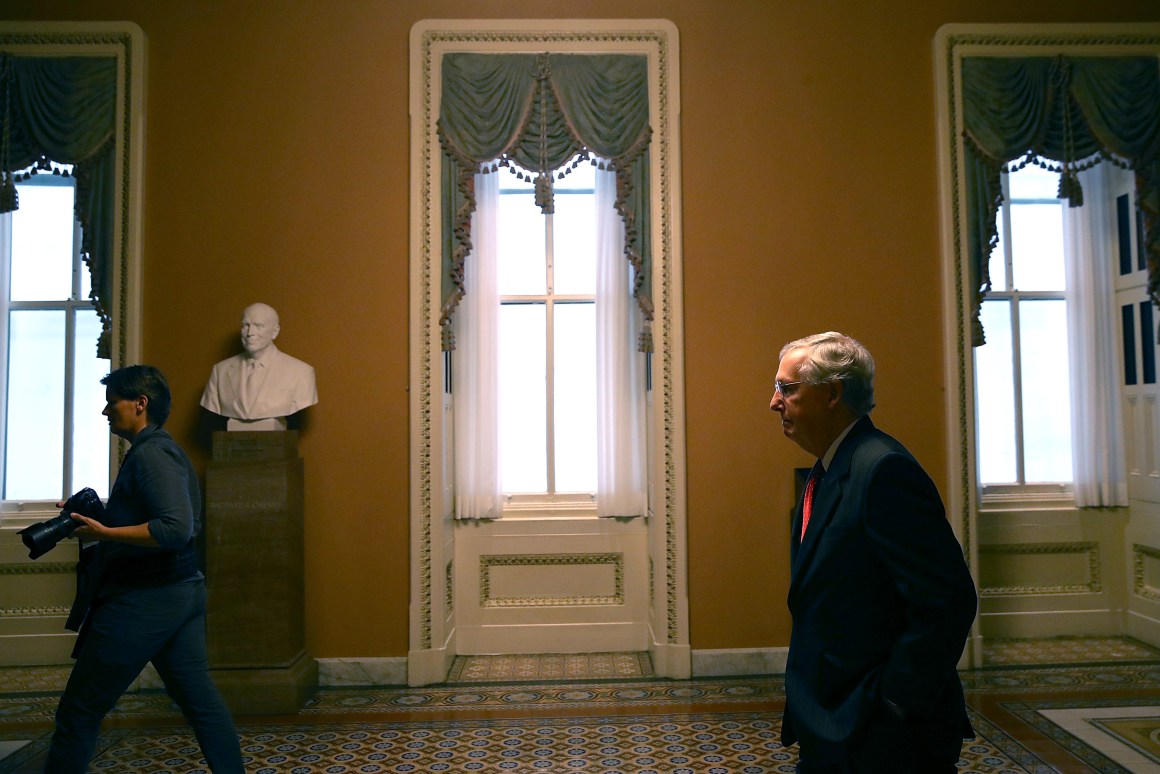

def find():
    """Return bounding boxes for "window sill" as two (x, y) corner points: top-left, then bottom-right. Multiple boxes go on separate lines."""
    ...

(501, 499), (599, 520)
(979, 484), (1074, 512)
(0, 500), (62, 528)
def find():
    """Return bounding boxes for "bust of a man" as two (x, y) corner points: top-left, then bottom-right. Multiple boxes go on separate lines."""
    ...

(200, 302), (318, 431)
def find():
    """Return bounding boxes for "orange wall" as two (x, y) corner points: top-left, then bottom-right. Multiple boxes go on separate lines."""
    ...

(6, 0), (1159, 657)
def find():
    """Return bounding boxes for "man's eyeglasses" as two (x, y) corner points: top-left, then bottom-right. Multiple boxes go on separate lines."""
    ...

(774, 379), (812, 397)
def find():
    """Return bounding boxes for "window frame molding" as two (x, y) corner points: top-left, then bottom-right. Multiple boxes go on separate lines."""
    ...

(409, 19), (686, 681)
(935, 22), (1160, 665)
(0, 22), (146, 515)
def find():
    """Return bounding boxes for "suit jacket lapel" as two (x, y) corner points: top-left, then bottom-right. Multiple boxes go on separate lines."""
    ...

(789, 468), (842, 590)
(788, 416), (875, 600)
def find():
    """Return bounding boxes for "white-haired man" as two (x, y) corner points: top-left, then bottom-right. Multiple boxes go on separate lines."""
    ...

(770, 331), (977, 773)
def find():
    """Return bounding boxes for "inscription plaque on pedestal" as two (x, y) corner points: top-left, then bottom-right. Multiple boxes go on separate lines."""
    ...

(205, 430), (317, 714)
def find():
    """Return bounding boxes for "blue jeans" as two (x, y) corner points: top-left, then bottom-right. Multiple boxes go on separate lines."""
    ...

(45, 579), (244, 773)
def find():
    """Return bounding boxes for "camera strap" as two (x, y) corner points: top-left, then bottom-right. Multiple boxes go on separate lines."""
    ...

(64, 543), (102, 634)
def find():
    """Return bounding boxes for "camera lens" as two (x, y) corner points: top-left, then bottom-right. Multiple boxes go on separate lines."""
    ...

(19, 513), (81, 560)
(17, 487), (104, 560)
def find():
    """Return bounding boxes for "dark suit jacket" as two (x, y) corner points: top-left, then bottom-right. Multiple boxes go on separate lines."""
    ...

(781, 416), (977, 768)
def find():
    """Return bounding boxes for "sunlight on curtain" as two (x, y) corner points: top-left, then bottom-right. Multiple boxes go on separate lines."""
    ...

(453, 172), (501, 519)
(595, 168), (646, 517)
(1065, 164), (1129, 507)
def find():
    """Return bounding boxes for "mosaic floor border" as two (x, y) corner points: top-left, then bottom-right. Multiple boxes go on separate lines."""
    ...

(0, 708), (1075, 774)
(1003, 698), (1160, 773)
(982, 637), (1160, 668)
(3, 646), (1160, 772)
(1, 663), (1142, 723)
(961, 663), (1160, 693)
(0, 677), (787, 728)
(446, 652), (655, 684)
(3, 666), (1160, 726)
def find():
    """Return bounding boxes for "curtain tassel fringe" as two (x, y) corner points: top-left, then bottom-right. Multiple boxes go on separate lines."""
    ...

(0, 173), (16, 213)
(638, 322), (653, 353)
(1058, 168), (1084, 207)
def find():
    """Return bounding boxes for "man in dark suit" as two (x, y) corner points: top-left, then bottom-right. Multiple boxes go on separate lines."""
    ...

(770, 332), (977, 773)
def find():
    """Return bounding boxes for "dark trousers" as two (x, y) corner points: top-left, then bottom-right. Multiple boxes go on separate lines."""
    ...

(45, 579), (244, 773)
(794, 701), (965, 774)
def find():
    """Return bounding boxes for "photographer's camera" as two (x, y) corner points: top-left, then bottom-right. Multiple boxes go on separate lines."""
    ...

(18, 487), (105, 560)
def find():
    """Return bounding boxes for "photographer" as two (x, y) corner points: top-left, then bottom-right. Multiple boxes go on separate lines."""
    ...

(45, 365), (244, 773)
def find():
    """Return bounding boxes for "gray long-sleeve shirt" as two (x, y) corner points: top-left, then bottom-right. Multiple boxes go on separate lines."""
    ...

(97, 424), (202, 584)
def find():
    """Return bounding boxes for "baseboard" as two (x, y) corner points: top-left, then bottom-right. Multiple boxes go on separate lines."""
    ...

(0, 631), (76, 666)
(691, 647), (788, 677)
(650, 640), (691, 679)
(1126, 609), (1160, 649)
(318, 657), (408, 687)
(243, 647), (787, 689)
(979, 609), (1122, 639)
(407, 646), (455, 687)
(142, 659), (411, 692)
(135, 663), (163, 690)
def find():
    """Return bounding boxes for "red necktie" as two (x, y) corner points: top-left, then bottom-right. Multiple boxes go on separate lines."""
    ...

(801, 462), (823, 541)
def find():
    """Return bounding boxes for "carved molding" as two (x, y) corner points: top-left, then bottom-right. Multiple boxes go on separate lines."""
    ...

(411, 21), (682, 653)
(979, 542), (1101, 596)
(0, 561), (73, 618)
(0, 604), (70, 618)
(649, 554), (654, 616)
(1133, 543), (1160, 602)
(445, 559), (454, 615)
(939, 24), (1160, 577)
(479, 552), (624, 608)
(0, 24), (141, 366)
(414, 28), (436, 650)
(0, 562), (74, 576)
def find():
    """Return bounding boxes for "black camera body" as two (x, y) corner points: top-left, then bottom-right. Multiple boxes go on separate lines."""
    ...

(18, 487), (106, 560)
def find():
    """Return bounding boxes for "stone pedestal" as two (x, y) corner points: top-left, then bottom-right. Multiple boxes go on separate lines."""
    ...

(205, 431), (317, 715)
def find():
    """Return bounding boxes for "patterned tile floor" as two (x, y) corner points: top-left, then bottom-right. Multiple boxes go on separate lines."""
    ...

(982, 636), (1160, 668)
(446, 652), (655, 683)
(0, 639), (1157, 772)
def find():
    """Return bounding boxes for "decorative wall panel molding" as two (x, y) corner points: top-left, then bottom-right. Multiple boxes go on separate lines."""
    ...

(480, 553), (624, 608)
(446, 560), (454, 615)
(979, 542), (1101, 596)
(1134, 544), (1160, 602)
(0, 604), (70, 618)
(0, 562), (73, 577)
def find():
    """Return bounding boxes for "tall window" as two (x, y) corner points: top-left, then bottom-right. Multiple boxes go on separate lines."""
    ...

(0, 169), (109, 501)
(974, 161), (1073, 489)
(1, 25), (145, 508)
(498, 161), (597, 497)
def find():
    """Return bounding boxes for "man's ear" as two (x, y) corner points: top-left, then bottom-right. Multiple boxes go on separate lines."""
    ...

(827, 379), (844, 409)
(135, 395), (149, 415)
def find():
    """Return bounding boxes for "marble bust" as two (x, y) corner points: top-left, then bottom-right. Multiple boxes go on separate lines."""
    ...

(200, 303), (318, 431)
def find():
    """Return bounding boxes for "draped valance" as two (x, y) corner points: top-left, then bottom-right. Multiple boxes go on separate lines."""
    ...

(962, 55), (1160, 346)
(438, 52), (652, 351)
(0, 54), (116, 358)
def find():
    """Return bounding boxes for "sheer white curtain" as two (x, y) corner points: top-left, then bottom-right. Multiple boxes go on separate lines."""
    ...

(1064, 163), (1128, 508)
(454, 165), (645, 518)
(453, 171), (501, 519)
(595, 167), (647, 517)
